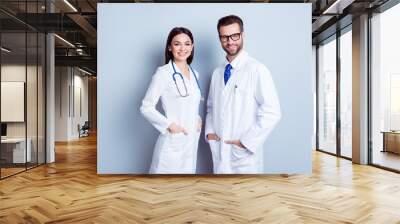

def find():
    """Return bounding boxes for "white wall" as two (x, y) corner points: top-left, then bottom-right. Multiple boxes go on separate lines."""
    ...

(1, 65), (39, 138)
(55, 66), (68, 141)
(72, 72), (89, 138)
(1, 63), (46, 164)
(55, 67), (89, 141)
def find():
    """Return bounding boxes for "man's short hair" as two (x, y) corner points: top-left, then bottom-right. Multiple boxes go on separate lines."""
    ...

(217, 15), (244, 33)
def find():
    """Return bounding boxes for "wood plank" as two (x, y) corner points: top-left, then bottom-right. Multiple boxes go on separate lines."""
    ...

(0, 134), (400, 223)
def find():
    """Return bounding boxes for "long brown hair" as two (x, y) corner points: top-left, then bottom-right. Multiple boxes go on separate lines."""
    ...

(164, 27), (194, 64)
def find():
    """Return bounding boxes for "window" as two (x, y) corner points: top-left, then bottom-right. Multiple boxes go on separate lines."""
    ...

(371, 3), (400, 171)
(318, 36), (337, 154)
(339, 28), (352, 158)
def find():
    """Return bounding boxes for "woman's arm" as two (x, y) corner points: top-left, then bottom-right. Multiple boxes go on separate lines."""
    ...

(140, 68), (172, 134)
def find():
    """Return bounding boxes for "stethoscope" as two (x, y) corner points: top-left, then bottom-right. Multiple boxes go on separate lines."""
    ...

(171, 61), (203, 100)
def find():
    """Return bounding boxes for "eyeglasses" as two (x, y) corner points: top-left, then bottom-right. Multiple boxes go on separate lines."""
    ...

(219, 32), (241, 42)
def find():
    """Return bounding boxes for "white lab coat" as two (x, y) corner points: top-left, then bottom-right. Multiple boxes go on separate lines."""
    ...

(140, 60), (201, 174)
(205, 51), (281, 174)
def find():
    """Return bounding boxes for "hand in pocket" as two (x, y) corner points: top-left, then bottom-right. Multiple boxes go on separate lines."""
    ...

(167, 123), (188, 135)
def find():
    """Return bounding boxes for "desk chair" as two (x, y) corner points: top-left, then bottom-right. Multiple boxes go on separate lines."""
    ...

(78, 121), (90, 138)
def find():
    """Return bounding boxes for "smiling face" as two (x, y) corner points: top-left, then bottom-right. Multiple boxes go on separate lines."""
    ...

(169, 33), (194, 63)
(218, 23), (244, 58)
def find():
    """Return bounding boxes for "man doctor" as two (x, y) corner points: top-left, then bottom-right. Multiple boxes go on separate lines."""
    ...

(205, 15), (281, 174)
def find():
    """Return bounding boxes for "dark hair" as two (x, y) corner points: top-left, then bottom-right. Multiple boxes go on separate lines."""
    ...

(164, 27), (194, 64)
(217, 15), (244, 34)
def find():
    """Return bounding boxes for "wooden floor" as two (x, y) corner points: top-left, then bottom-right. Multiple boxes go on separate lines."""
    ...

(373, 150), (400, 171)
(1, 135), (400, 223)
(0, 167), (26, 178)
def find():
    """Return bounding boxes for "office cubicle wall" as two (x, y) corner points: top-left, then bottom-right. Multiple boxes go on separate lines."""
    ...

(1, 82), (24, 122)
(0, 2), (46, 179)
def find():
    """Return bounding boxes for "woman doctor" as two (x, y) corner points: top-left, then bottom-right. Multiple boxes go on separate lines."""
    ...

(140, 27), (202, 174)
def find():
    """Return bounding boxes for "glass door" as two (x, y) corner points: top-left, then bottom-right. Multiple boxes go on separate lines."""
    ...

(1, 30), (28, 178)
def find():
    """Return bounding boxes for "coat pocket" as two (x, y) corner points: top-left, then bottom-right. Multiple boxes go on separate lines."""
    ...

(234, 85), (250, 99)
(231, 144), (251, 159)
(231, 144), (253, 169)
(162, 132), (187, 152)
(233, 85), (250, 115)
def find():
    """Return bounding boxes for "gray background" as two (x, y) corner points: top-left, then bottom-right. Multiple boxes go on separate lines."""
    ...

(97, 3), (312, 174)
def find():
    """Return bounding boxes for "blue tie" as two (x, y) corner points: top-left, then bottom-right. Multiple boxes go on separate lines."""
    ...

(224, 64), (232, 85)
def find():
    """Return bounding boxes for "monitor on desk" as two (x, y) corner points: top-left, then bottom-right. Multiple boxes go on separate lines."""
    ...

(1, 123), (7, 138)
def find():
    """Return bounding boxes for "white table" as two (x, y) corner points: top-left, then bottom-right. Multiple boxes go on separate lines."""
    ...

(1, 138), (32, 163)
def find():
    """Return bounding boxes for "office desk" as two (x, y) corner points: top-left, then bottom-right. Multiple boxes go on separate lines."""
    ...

(381, 131), (400, 154)
(1, 138), (32, 163)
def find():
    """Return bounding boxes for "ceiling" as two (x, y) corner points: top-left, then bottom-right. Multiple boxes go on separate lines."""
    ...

(0, 0), (393, 75)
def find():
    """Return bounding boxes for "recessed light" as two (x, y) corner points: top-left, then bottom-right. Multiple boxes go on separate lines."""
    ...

(54, 34), (75, 48)
(63, 0), (78, 12)
(78, 67), (93, 76)
(1, 47), (11, 53)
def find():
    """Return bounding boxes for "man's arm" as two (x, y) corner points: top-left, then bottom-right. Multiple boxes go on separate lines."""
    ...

(205, 71), (217, 142)
(239, 65), (281, 153)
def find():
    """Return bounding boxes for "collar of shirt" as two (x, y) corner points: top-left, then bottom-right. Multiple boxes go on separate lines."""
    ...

(224, 50), (248, 71)
(168, 60), (193, 81)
